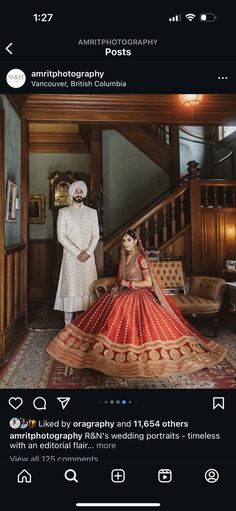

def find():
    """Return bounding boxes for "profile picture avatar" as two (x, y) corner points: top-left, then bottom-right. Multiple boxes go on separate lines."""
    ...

(6, 69), (26, 88)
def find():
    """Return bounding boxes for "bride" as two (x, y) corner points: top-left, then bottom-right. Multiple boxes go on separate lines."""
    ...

(46, 229), (228, 377)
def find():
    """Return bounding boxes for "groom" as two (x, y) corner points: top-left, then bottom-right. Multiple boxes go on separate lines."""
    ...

(54, 180), (100, 325)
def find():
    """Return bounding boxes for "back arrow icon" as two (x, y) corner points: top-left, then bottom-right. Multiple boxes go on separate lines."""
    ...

(6, 43), (13, 55)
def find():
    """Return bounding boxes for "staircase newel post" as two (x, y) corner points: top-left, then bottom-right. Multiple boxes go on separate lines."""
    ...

(90, 128), (104, 277)
(187, 161), (203, 275)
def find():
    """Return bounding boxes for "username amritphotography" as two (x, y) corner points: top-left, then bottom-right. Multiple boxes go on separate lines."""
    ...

(30, 70), (126, 88)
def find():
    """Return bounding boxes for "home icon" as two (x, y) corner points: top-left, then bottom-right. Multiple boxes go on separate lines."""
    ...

(17, 469), (32, 484)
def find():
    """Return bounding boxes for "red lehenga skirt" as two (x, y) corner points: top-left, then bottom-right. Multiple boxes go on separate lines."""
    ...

(46, 289), (228, 378)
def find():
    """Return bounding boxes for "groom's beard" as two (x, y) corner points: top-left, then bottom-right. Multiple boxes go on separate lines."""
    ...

(73, 196), (83, 204)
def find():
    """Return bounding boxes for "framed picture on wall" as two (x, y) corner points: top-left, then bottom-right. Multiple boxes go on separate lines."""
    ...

(5, 180), (17, 222)
(225, 260), (236, 271)
(29, 195), (46, 224)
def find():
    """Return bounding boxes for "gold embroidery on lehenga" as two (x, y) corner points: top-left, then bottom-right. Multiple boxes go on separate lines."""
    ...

(160, 348), (170, 359)
(170, 348), (181, 360)
(115, 352), (126, 363)
(104, 349), (114, 360)
(59, 331), (70, 341)
(127, 352), (138, 362)
(79, 342), (91, 351)
(138, 352), (148, 363)
(180, 345), (191, 355)
(149, 350), (161, 361)
(67, 337), (77, 347)
(93, 342), (104, 353)
(47, 335), (228, 378)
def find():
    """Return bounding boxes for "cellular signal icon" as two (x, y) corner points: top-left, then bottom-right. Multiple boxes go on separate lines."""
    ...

(185, 13), (196, 21)
(169, 14), (181, 22)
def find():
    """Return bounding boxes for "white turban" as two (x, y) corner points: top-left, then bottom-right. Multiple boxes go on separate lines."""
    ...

(68, 180), (88, 199)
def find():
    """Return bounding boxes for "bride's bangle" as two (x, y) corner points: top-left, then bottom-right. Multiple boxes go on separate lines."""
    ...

(128, 281), (136, 289)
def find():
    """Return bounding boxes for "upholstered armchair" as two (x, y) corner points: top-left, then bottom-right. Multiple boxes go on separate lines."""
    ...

(93, 276), (117, 299)
(172, 276), (226, 335)
(93, 260), (226, 336)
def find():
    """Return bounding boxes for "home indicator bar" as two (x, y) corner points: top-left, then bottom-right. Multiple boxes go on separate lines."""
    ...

(76, 504), (161, 508)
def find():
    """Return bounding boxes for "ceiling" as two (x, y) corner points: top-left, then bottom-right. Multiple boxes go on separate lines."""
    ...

(6, 94), (236, 153)
(7, 93), (236, 125)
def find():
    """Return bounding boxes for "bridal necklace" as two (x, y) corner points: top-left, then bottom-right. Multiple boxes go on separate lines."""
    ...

(126, 247), (137, 265)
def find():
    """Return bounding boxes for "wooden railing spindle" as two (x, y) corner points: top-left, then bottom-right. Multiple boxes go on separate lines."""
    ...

(223, 186), (227, 207)
(232, 187), (236, 207)
(154, 212), (158, 249)
(180, 193), (185, 228)
(162, 207), (167, 243)
(213, 186), (219, 207)
(145, 220), (150, 249)
(171, 200), (176, 236)
(204, 186), (209, 207)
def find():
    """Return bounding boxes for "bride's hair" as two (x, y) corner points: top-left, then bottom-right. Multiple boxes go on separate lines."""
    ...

(122, 229), (138, 241)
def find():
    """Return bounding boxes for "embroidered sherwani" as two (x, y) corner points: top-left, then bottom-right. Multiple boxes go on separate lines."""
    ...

(54, 203), (99, 312)
(48, 252), (228, 378)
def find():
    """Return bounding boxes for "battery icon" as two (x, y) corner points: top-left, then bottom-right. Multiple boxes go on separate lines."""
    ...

(200, 13), (217, 22)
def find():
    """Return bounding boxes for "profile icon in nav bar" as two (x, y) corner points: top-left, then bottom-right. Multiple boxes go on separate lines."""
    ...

(212, 397), (225, 410)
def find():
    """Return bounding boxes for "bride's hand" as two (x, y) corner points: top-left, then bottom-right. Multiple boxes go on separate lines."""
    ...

(121, 279), (128, 287)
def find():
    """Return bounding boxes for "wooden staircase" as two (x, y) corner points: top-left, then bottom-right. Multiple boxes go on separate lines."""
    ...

(102, 161), (236, 278)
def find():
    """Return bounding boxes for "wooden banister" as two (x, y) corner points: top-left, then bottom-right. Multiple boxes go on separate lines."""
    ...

(200, 179), (236, 186)
(104, 183), (188, 251)
(103, 160), (236, 276)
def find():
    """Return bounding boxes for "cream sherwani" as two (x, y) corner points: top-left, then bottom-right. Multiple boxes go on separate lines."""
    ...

(54, 203), (99, 312)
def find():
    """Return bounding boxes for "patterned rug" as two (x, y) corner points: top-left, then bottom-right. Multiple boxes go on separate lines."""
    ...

(0, 320), (236, 389)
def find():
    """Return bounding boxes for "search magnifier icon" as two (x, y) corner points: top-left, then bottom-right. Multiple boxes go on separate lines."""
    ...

(64, 469), (78, 483)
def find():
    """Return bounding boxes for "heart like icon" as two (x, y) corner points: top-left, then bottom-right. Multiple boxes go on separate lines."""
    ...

(8, 397), (23, 410)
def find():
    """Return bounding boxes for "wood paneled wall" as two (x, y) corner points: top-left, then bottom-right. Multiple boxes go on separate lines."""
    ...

(163, 228), (192, 276)
(189, 175), (236, 276)
(29, 240), (54, 298)
(4, 245), (27, 355)
(202, 209), (236, 276)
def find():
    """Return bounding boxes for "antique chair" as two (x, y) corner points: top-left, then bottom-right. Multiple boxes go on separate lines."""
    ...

(93, 260), (185, 298)
(93, 260), (226, 336)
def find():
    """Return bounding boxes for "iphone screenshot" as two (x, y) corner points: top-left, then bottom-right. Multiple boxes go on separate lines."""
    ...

(0, 5), (235, 510)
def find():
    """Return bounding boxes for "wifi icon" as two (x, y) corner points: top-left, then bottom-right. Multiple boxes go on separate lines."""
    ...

(185, 13), (196, 21)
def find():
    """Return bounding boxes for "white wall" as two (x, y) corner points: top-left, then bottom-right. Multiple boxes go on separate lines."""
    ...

(103, 130), (169, 237)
